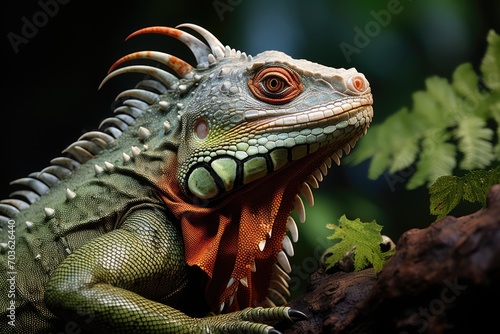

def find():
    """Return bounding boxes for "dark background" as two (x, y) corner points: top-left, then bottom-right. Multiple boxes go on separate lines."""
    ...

(3, 0), (500, 296)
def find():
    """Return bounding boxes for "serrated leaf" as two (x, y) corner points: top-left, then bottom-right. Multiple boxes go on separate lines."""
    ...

(325, 215), (394, 273)
(429, 176), (465, 220)
(454, 116), (494, 170)
(462, 167), (500, 204)
(429, 166), (500, 219)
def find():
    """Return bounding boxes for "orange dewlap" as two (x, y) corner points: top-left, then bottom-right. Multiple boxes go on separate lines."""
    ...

(157, 158), (301, 312)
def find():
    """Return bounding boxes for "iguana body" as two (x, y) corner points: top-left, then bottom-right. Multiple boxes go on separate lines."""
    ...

(0, 24), (373, 333)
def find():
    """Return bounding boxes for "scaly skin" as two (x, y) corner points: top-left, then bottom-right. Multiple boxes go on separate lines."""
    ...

(0, 24), (373, 333)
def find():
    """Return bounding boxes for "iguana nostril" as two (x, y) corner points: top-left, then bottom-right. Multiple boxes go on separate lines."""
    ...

(349, 74), (368, 93)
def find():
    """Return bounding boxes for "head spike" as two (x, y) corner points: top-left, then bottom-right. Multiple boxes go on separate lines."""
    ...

(107, 51), (194, 78)
(176, 23), (225, 59)
(126, 26), (211, 67)
(99, 65), (179, 90)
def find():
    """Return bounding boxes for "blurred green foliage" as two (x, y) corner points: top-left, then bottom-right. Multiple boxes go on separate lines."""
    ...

(348, 30), (500, 221)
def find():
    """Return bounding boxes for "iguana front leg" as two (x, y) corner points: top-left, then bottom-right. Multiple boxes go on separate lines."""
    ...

(44, 205), (303, 333)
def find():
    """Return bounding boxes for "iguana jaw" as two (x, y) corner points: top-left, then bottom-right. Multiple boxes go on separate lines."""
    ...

(159, 100), (372, 313)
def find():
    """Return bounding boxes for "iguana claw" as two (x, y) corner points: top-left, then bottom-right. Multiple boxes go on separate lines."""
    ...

(270, 308), (308, 333)
(288, 309), (308, 321)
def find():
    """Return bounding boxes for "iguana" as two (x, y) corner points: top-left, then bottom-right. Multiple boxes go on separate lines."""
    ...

(0, 23), (373, 333)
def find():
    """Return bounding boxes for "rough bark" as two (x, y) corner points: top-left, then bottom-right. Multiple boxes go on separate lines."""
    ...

(281, 184), (500, 334)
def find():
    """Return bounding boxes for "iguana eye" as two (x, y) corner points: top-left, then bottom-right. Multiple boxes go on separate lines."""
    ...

(248, 66), (303, 104)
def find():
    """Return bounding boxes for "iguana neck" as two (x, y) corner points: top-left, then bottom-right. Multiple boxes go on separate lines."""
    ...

(158, 141), (344, 312)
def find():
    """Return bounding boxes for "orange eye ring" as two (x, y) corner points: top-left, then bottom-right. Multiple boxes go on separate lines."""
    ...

(248, 66), (303, 104)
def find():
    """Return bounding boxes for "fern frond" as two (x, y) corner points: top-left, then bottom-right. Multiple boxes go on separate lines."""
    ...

(389, 137), (420, 174)
(480, 29), (500, 160)
(425, 76), (458, 119)
(347, 30), (500, 221)
(349, 108), (423, 179)
(452, 63), (480, 98)
(407, 131), (456, 189)
(451, 64), (492, 119)
(349, 30), (499, 189)
(454, 116), (494, 170)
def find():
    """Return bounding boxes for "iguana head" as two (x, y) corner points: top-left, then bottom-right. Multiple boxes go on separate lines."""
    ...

(102, 24), (372, 313)
(175, 50), (370, 201)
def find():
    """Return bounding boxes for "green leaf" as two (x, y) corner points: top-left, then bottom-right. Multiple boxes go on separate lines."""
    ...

(325, 215), (394, 273)
(454, 116), (494, 170)
(429, 166), (500, 220)
(429, 176), (466, 220)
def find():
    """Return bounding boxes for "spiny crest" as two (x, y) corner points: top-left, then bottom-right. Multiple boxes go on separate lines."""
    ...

(99, 23), (252, 89)
(0, 23), (245, 224)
